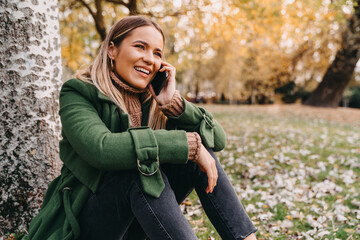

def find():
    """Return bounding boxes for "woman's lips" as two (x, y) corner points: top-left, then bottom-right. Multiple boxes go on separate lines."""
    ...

(134, 67), (150, 78)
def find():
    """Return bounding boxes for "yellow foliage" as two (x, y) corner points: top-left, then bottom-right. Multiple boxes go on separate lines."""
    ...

(59, 0), (348, 101)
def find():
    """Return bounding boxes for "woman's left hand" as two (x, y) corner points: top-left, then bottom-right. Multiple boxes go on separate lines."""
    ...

(148, 61), (176, 106)
(196, 144), (218, 194)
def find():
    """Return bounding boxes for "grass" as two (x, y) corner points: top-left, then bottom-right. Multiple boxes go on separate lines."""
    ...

(182, 104), (360, 240)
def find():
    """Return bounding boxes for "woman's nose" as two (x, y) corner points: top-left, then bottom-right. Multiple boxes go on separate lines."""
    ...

(143, 51), (154, 65)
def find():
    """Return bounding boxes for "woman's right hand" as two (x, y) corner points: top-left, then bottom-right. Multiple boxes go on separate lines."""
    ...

(196, 144), (218, 194)
(149, 61), (176, 106)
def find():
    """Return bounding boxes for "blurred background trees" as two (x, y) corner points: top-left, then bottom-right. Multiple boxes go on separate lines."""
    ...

(59, 0), (360, 107)
(304, 0), (360, 107)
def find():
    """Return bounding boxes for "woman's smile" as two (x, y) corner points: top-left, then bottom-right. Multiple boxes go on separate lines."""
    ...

(134, 66), (152, 77)
(108, 26), (164, 89)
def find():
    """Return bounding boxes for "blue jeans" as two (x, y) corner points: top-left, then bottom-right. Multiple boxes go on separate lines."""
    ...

(78, 149), (257, 240)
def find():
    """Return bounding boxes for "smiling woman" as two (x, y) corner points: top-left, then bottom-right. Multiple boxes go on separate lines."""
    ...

(108, 26), (164, 90)
(24, 16), (257, 240)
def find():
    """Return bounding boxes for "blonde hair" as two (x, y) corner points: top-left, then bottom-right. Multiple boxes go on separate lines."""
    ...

(76, 16), (167, 129)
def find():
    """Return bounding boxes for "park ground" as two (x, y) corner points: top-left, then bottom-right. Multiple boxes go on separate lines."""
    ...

(182, 104), (360, 240)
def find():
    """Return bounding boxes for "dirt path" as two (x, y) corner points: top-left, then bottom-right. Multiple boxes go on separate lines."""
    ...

(204, 104), (360, 125)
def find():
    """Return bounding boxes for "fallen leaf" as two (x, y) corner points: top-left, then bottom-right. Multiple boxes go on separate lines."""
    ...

(345, 229), (355, 233)
(184, 200), (192, 206)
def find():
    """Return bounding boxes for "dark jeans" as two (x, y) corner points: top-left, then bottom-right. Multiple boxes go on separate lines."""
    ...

(78, 149), (257, 240)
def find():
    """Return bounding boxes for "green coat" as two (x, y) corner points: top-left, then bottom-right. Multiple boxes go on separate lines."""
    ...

(25, 79), (226, 240)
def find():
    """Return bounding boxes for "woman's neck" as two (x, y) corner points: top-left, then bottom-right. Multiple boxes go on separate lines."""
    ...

(110, 71), (146, 94)
(110, 71), (148, 127)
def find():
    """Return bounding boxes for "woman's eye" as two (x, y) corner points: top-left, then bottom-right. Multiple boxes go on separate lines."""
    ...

(154, 52), (162, 58)
(135, 45), (145, 50)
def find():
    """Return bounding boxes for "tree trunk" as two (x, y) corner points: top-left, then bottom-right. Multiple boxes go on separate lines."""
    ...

(95, 0), (107, 41)
(304, 1), (360, 107)
(0, 0), (62, 234)
(128, 0), (139, 15)
(303, 51), (358, 107)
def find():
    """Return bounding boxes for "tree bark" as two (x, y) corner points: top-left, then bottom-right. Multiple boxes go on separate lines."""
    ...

(95, 0), (107, 40)
(127, 0), (138, 15)
(304, 1), (360, 107)
(303, 51), (358, 107)
(0, 0), (62, 234)
(77, 0), (107, 40)
(74, 0), (139, 40)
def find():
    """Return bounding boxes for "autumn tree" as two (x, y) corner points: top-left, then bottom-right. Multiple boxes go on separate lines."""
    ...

(304, 0), (360, 107)
(59, 0), (352, 103)
(170, 0), (344, 103)
(60, 0), (139, 41)
(0, 0), (62, 234)
(59, 0), (197, 74)
(60, 0), (191, 41)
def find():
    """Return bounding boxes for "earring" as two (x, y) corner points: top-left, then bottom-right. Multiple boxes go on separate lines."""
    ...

(110, 59), (114, 71)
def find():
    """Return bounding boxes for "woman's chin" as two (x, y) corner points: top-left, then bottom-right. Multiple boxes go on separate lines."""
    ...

(132, 83), (148, 90)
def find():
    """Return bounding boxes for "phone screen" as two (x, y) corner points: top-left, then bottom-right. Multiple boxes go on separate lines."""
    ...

(151, 66), (167, 96)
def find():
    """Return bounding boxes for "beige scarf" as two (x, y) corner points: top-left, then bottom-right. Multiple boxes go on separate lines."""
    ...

(110, 71), (149, 127)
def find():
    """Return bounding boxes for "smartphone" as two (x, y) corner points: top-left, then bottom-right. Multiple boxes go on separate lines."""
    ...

(151, 65), (167, 96)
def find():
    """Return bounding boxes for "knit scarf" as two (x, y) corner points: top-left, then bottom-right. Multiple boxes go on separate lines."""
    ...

(110, 71), (148, 127)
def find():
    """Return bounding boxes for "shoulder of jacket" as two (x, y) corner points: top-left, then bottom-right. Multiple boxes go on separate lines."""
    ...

(60, 78), (98, 100)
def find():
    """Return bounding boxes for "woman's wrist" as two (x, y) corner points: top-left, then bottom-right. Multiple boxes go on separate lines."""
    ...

(186, 132), (202, 162)
(158, 90), (184, 117)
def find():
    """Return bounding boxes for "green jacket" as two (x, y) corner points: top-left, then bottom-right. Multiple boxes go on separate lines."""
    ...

(25, 78), (226, 240)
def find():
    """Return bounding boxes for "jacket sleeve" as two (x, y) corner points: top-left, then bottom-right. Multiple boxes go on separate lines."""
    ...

(59, 79), (189, 171)
(165, 97), (226, 152)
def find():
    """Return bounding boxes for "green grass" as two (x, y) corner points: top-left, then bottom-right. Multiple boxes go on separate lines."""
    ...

(183, 105), (360, 240)
(272, 204), (288, 221)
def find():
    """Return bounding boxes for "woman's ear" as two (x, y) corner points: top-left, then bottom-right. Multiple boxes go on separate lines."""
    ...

(107, 41), (116, 60)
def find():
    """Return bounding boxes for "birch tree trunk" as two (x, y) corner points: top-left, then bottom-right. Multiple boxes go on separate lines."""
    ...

(0, 0), (62, 234)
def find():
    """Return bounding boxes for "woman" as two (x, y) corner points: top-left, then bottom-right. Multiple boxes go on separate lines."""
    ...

(25, 16), (257, 240)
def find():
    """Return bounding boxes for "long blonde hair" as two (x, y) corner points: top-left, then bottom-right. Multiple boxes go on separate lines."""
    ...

(76, 16), (167, 129)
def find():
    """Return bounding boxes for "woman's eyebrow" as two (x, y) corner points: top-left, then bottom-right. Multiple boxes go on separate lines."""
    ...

(133, 40), (163, 53)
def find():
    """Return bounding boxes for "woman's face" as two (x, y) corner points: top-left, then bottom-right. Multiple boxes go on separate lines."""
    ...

(108, 26), (164, 89)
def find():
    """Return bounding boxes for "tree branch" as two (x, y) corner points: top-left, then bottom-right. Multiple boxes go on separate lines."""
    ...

(139, 7), (200, 19)
(105, 0), (127, 7)
(77, 0), (96, 21)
